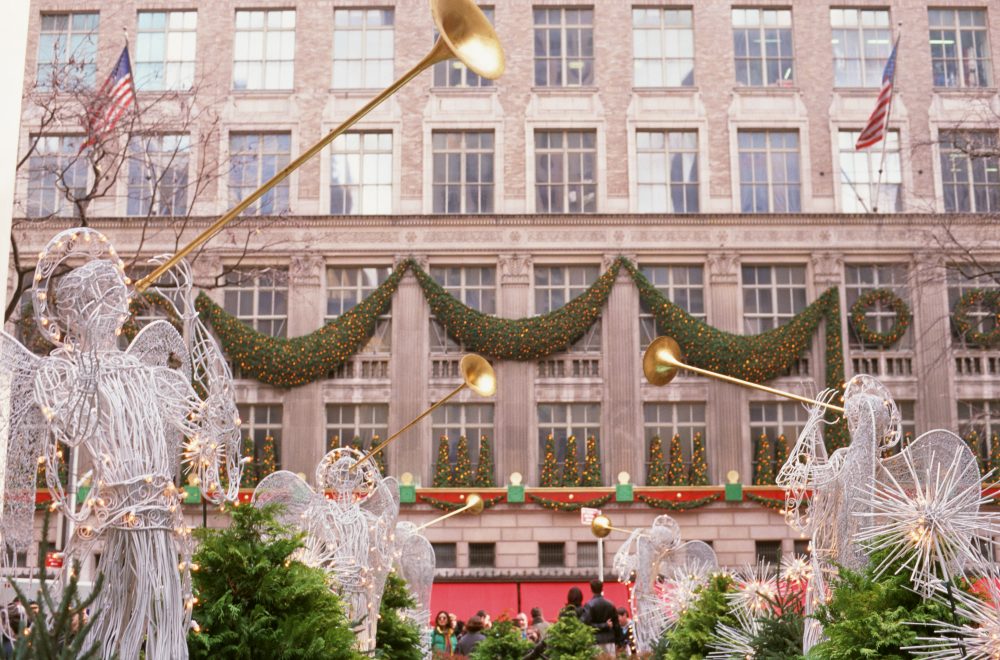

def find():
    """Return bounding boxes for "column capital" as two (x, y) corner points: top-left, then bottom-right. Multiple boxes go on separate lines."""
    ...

(289, 255), (325, 287)
(604, 253), (636, 273)
(811, 251), (844, 287)
(707, 252), (740, 284)
(395, 254), (428, 271)
(499, 253), (532, 285)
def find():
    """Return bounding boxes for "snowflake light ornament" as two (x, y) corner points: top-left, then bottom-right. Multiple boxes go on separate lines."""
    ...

(707, 608), (760, 660)
(907, 573), (1000, 659)
(728, 560), (778, 616)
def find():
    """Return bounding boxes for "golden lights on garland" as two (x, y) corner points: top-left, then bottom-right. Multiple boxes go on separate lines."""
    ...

(849, 288), (911, 348)
(952, 288), (1000, 348)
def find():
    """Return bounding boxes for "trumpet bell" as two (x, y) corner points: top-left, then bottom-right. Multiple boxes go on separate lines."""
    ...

(461, 354), (497, 397)
(643, 336), (683, 386)
(431, 0), (505, 80)
(466, 493), (485, 515)
(591, 514), (613, 539)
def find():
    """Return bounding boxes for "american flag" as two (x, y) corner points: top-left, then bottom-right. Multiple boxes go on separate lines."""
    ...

(855, 39), (898, 150)
(81, 46), (136, 150)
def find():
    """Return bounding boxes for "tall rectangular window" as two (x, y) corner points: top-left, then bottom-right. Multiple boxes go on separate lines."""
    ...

(332, 8), (394, 89)
(830, 8), (892, 88)
(732, 8), (794, 87)
(939, 132), (1000, 213)
(738, 130), (801, 213)
(638, 265), (704, 349)
(432, 543), (457, 568)
(233, 10), (295, 90)
(929, 8), (992, 88)
(632, 7), (694, 87)
(958, 400), (1000, 465)
(948, 266), (1000, 348)
(326, 266), (392, 353)
(135, 11), (197, 91)
(229, 133), (291, 215)
(537, 403), (600, 473)
(432, 131), (495, 214)
(430, 266), (496, 353)
(742, 265), (807, 333)
(26, 136), (87, 218)
(845, 265), (912, 350)
(432, 403), (494, 466)
(839, 130), (901, 213)
(326, 404), (388, 448)
(127, 134), (190, 216)
(223, 269), (288, 337)
(643, 402), (706, 474)
(750, 402), (810, 478)
(535, 130), (597, 213)
(433, 7), (493, 87)
(636, 130), (698, 213)
(330, 132), (392, 215)
(237, 403), (283, 476)
(36, 13), (98, 90)
(533, 7), (594, 87)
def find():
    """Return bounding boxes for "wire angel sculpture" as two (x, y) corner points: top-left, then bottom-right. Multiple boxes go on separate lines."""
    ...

(393, 520), (435, 658)
(0, 227), (243, 659)
(612, 514), (718, 651)
(252, 447), (400, 653)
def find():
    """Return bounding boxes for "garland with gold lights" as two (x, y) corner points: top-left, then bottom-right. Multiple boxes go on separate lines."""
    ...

(636, 493), (720, 510)
(528, 493), (612, 512)
(419, 494), (506, 512)
(849, 288), (911, 348)
(745, 492), (786, 512)
(952, 289), (1000, 348)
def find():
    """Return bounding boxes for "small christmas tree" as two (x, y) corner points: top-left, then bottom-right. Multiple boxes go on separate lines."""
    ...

(259, 434), (279, 477)
(370, 434), (387, 475)
(433, 435), (452, 487)
(990, 432), (1000, 478)
(689, 431), (708, 486)
(543, 611), (598, 659)
(453, 435), (473, 487)
(349, 435), (364, 452)
(668, 433), (689, 486)
(562, 434), (581, 487)
(540, 433), (560, 487)
(965, 430), (985, 475)
(581, 434), (601, 486)
(328, 434), (341, 451)
(775, 433), (789, 473)
(469, 619), (533, 660)
(375, 573), (422, 660)
(240, 436), (256, 488)
(754, 432), (774, 485)
(647, 435), (667, 486)
(475, 434), (495, 487)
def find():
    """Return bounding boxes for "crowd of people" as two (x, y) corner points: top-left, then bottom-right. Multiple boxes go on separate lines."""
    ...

(431, 580), (638, 658)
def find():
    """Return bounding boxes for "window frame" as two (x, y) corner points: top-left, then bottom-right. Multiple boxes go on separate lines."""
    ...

(642, 402), (707, 471)
(222, 268), (289, 338)
(237, 403), (283, 477)
(533, 7), (595, 88)
(830, 8), (892, 88)
(433, 7), (494, 88)
(25, 135), (88, 218)
(325, 403), (389, 449)
(431, 402), (495, 466)
(432, 131), (495, 214)
(638, 264), (705, 349)
(732, 8), (795, 87)
(844, 263), (913, 350)
(430, 266), (497, 353)
(329, 131), (393, 215)
(632, 7), (695, 88)
(126, 134), (191, 217)
(332, 8), (395, 90)
(233, 9), (296, 91)
(36, 12), (99, 90)
(741, 264), (808, 334)
(928, 7), (992, 89)
(938, 131), (1000, 214)
(838, 129), (902, 213)
(135, 10), (198, 91)
(534, 129), (598, 214)
(325, 266), (393, 354)
(737, 130), (802, 213)
(536, 402), (601, 475)
(228, 132), (292, 215)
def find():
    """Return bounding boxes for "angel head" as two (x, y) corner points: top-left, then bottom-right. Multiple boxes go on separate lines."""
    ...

(316, 448), (367, 496)
(844, 375), (902, 451)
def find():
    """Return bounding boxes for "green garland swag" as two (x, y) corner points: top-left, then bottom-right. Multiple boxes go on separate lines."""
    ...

(418, 494), (505, 512)
(952, 288), (1000, 348)
(636, 493), (720, 510)
(849, 288), (911, 348)
(745, 492), (787, 512)
(527, 493), (612, 512)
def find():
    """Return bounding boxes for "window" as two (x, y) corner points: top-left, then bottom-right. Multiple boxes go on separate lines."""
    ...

(636, 130), (698, 213)
(432, 131), (495, 214)
(845, 264), (912, 349)
(577, 541), (599, 567)
(742, 265), (807, 334)
(632, 7), (694, 87)
(638, 265), (705, 349)
(468, 542), (496, 568)
(223, 269), (288, 337)
(434, 7), (493, 87)
(433, 543), (457, 568)
(326, 266), (392, 353)
(830, 8), (892, 88)
(948, 265), (1000, 347)
(929, 8), (992, 88)
(535, 130), (597, 213)
(127, 134), (190, 216)
(233, 9), (295, 90)
(430, 266), (496, 353)
(755, 540), (782, 564)
(643, 403), (706, 478)
(535, 265), (600, 351)
(538, 542), (566, 568)
(537, 403), (600, 473)
(793, 539), (810, 556)
(839, 130), (901, 213)
(330, 132), (392, 215)
(229, 133), (291, 215)
(26, 136), (87, 217)
(533, 7), (594, 87)
(732, 8), (794, 87)
(750, 402), (810, 478)
(738, 130), (801, 213)
(958, 400), (1000, 465)
(135, 11), (197, 91)
(37, 13), (98, 90)
(326, 404), (388, 449)
(237, 404), (283, 476)
(332, 8), (394, 89)
(431, 403), (494, 466)
(898, 400), (917, 444)
(939, 132), (1000, 214)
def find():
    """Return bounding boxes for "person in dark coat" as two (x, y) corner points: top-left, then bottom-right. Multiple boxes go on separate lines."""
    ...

(581, 579), (621, 654)
(558, 585), (585, 619)
(454, 615), (486, 655)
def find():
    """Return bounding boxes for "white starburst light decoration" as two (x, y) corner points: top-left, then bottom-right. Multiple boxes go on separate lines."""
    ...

(907, 573), (1000, 659)
(728, 560), (778, 616)
(707, 609), (760, 660)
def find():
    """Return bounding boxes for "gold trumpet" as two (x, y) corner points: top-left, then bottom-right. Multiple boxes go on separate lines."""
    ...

(352, 354), (496, 470)
(415, 493), (485, 531)
(135, 0), (505, 292)
(589, 514), (636, 539)
(643, 336), (844, 414)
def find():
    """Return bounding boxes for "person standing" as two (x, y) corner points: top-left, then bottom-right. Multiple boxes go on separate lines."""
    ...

(529, 606), (550, 641)
(559, 586), (585, 620)
(430, 610), (457, 656)
(454, 615), (487, 655)
(616, 607), (638, 657)
(581, 579), (621, 655)
(514, 612), (529, 638)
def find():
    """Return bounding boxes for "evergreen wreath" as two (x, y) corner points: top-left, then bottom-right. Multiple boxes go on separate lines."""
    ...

(849, 288), (911, 348)
(952, 288), (1000, 348)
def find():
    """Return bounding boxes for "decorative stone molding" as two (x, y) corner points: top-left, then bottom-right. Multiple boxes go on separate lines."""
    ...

(707, 252), (740, 284)
(394, 254), (428, 271)
(288, 255), (325, 287)
(499, 254), (532, 285)
(811, 252), (844, 287)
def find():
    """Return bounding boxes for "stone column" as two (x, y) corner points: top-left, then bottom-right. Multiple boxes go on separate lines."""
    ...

(706, 252), (746, 482)
(494, 254), (534, 484)
(811, 250), (845, 391)
(601, 255), (643, 484)
(912, 257), (955, 430)
(390, 256), (431, 484)
(282, 255), (326, 477)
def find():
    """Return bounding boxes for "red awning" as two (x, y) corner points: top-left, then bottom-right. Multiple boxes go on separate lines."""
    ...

(429, 581), (631, 626)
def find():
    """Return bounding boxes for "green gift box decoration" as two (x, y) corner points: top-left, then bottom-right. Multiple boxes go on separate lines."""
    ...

(399, 484), (417, 504)
(725, 483), (744, 502)
(184, 485), (202, 504)
(615, 483), (634, 502)
(506, 484), (525, 503)
(76, 485), (90, 505)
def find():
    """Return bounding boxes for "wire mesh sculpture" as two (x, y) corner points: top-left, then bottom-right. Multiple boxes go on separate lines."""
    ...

(0, 227), (244, 659)
(612, 514), (718, 651)
(252, 447), (400, 653)
(393, 520), (435, 658)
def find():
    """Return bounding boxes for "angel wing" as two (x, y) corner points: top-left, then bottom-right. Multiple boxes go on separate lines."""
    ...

(252, 470), (323, 530)
(126, 320), (191, 377)
(393, 521), (435, 627)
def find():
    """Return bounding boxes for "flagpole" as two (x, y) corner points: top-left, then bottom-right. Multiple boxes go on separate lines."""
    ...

(872, 30), (901, 213)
